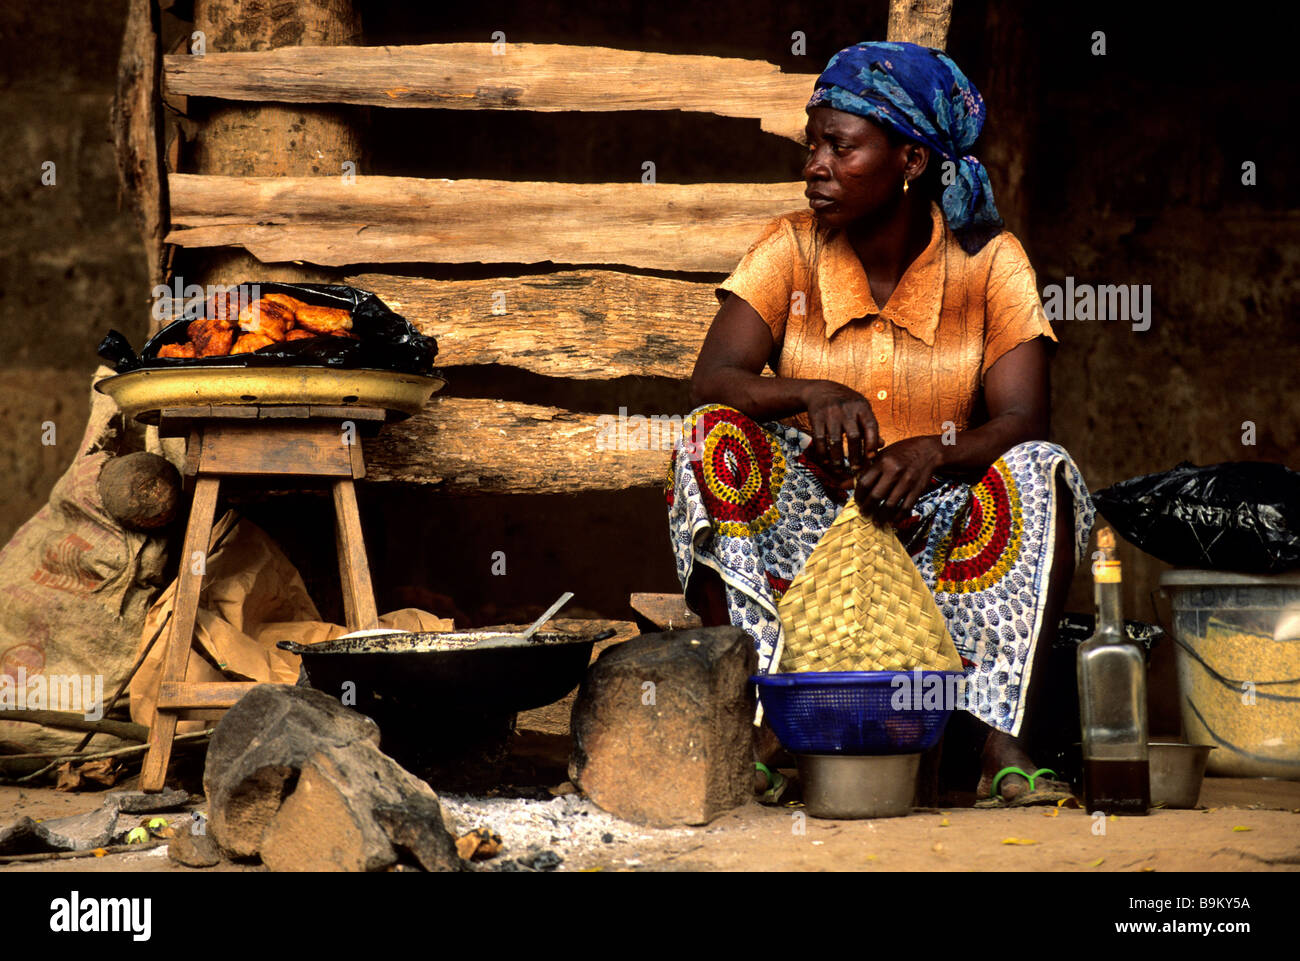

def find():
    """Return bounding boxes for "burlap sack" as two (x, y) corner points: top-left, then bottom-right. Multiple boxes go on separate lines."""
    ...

(130, 511), (453, 731)
(0, 367), (169, 757)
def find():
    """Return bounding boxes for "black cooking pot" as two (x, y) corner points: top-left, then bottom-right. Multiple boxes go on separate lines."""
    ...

(276, 627), (617, 718)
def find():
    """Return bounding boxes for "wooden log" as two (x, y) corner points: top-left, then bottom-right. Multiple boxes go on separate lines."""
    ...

(346, 271), (715, 379)
(166, 174), (807, 272)
(164, 42), (817, 143)
(0, 711), (149, 743)
(0, 841), (167, 865)
(188, 0), (361, 292)
(887, 0), (954, 49)
(3, 731), (212, 787)
(111, 0), (167, 291)
(628, 593), (702, 633)
(364, 397), (681, 492)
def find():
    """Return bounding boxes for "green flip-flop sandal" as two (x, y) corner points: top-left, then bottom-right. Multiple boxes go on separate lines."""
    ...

(754, 762), (788, 805)
(975, 766), (1075, 808)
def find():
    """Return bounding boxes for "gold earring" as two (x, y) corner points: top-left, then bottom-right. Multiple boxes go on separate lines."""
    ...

(902, 177), (910, 194)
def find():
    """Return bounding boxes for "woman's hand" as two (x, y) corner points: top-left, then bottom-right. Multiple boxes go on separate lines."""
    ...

(853, 435), (946, 525)
(802, 380), (882, 480)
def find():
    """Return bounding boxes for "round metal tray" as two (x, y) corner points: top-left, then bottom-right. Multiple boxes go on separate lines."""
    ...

(95, 365), (446, 424)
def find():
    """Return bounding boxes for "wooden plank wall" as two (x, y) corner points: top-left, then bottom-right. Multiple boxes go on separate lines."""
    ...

(166, 175), (806, 272)
(157, 40), (817, 491)
(163, 43), (814, 141)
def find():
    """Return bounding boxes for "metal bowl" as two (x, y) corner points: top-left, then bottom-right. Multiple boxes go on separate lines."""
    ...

(797, 752), (921, 819)
(95, 365), (445, 424)
(1149, 742), (1215, 809)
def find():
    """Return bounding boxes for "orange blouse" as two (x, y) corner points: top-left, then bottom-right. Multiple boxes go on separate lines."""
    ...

(715, 202), (1057, 445)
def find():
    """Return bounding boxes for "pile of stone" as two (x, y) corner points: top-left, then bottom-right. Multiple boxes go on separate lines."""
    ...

(201, 684), (460, 872)
(191, 626), (757, 871)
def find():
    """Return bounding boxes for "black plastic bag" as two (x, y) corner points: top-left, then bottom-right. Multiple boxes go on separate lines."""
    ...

(98, 282), (438, 376)
(1053, 613), (1163, 658)
(1093, 461), (1300, 573)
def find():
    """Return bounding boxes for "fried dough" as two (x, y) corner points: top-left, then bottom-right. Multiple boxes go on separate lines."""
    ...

(237, 298), (293, 341)
(230, 332), (276, 354)
(294, 304), (353, 335)
(187, 318), (235, 357)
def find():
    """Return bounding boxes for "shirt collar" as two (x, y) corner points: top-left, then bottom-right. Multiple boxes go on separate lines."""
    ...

(818, 202), (947, 345)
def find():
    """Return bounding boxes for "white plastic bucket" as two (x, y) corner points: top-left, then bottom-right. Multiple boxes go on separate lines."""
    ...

(1159, 569), (1300, 779)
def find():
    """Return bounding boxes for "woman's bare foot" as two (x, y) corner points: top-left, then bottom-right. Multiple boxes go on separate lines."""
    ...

(975, 730), (1065, 802)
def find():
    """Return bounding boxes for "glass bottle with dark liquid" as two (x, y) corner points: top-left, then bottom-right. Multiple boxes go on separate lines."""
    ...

(1077, 525), (1150, 815)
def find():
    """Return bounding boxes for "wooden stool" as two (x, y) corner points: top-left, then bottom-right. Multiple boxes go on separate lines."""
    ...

(140, 404), (386, 792)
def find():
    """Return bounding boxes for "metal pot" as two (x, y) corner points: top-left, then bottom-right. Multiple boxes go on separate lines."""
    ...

(278, 626), (615, 787)
(797, 752), (920, 819)
(1149, 742), (1215, 809)
(277, 627), (616, 717)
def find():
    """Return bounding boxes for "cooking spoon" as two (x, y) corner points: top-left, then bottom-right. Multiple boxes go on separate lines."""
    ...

(521, 591), (575, 640)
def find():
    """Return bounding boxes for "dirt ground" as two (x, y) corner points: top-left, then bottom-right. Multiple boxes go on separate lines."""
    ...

(2, 775), (1296, 873)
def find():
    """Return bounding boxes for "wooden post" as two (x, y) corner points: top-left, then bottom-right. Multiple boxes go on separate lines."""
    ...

(189, 0), (361, 291)
(112, 0), (167, 293)
(886, 0), (954, 49)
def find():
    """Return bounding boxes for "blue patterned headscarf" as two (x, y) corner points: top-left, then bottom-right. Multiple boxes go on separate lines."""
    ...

(807, 41), (1001, 248)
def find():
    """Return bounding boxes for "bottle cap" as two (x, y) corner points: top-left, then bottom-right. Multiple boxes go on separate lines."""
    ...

(1093, 524), (1122, 582)
(1094, 560), (1122, 583)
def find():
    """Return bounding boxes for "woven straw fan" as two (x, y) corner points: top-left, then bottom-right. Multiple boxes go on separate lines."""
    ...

(776, 497), (963, 673)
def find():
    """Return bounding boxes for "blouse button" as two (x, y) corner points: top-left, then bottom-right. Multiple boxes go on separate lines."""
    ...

(873, 321), (885, 333)
(876, 389), (888, 401)
(878, 353), (888, 363)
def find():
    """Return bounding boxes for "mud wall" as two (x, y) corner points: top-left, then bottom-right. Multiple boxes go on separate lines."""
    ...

(0, 1), (152, 534)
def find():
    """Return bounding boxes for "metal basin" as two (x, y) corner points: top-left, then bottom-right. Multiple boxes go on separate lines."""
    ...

(797, 752), (920, 819)
(277, 627), (615, 717)
(95, 365), (445, 424)
(1149, 742), (1215, 809)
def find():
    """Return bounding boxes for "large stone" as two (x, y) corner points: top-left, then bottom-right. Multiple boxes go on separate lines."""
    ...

(568, 626), (757, 827)
(203, 684), (382, 858)
(259, 746), (458, 873)
(204, 683), (460, 872)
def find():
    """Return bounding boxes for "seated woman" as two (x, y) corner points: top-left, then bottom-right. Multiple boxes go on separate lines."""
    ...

(666, 41), (1096, 805)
